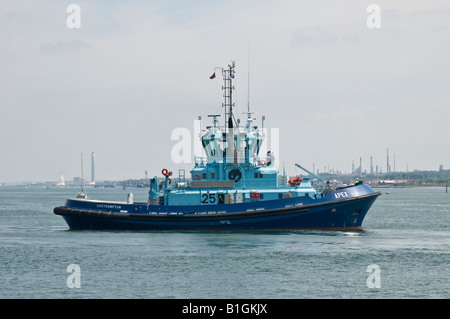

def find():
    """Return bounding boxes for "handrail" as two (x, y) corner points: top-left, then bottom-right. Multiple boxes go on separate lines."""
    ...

(295, 163), (327, 187)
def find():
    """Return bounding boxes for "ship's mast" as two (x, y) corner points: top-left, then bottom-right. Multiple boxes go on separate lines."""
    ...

(222, 61), (236, 129)
(76, 153), (87, 199)
(247, 41), (250, 114)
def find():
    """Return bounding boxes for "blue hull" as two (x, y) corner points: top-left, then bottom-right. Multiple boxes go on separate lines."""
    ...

(54, 184), (380, 230)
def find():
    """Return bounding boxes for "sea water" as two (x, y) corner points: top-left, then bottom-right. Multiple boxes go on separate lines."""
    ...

(0, 186), (448, 299)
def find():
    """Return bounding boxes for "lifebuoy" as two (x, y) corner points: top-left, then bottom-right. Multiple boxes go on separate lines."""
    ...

(193, 174), (201, 180)
(228, 169), (242, 183)
(162, 168), (169, 177)
(288, 176), (302, 186)
(284, 193), (291, 198)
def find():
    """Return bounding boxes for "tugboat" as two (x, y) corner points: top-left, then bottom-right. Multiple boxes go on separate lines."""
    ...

(54, 61), (381, 230)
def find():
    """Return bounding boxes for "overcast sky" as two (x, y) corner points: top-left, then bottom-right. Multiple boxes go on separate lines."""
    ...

(1, 0), (450, 183)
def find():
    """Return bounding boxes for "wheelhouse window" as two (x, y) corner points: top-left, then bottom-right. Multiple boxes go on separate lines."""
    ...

(202, 137), (221, 159)
(202, 139), (214, 157)
(247, 132), (262, 158)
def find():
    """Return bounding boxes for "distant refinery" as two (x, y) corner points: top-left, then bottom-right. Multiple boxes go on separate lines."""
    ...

(311, 148), (444, 178)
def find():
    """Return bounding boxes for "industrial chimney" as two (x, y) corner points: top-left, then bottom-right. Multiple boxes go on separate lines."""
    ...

(91, 152), (95, 183)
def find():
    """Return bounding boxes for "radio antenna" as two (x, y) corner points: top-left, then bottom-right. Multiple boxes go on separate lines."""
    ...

(247, 40), (250, 113)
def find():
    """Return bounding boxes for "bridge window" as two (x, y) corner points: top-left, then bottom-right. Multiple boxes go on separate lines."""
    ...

(202, 139), (215, 157)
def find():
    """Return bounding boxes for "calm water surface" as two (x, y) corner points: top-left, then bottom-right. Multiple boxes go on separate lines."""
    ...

(0, 186), (449, 298)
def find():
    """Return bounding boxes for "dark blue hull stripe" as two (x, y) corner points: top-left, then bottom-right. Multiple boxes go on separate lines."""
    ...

(54, 192), (380, 230)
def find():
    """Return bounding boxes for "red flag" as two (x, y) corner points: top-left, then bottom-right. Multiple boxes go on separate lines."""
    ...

(209, 72), (216, 79)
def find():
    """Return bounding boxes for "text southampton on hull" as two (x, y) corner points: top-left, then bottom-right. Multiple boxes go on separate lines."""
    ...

(54, 61), (381, 230)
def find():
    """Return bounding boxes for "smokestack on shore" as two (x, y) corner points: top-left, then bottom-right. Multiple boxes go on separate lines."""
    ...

(91, 152), (95, 183)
